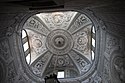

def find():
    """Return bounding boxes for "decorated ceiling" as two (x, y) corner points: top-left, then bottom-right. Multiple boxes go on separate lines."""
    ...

(22, 11), (95, 78)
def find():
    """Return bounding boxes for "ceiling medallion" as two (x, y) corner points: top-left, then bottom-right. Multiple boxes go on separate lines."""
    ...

(46, 29), (73, 55)
(51, 12), (64, 26)
(77, 36), (88, 45)
(32, 39), (42, 48)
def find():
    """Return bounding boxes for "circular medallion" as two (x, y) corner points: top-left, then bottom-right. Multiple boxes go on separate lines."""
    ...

(52, 12), (64, 26)
(57, 58), (65, 65)
(46, 29), (73, 55)
(33, 39), (42, 48)
(77, 36), (88, 45)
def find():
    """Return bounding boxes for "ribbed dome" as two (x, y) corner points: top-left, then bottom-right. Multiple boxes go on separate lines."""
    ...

(22, 11), (96, 78)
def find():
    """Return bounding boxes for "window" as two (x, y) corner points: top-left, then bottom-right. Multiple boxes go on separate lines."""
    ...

(21, 30), (31, 65)
(57, 71), (64, 78)
(91, 26), (96, 60)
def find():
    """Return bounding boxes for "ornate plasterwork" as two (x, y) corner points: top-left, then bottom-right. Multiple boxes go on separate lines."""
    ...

(69, 50), (91, 74)
(31, 51), (51, 76)
(24, 16), (50, 36)
(0, 39), (19, 83)
(103, 58), (111, 83)
(113, 57), (125, 82)
(0, 39), (11, 61)
(25, 29), (47, 64)
(49, 54), (73, 67)
(73, 25), (92, 61)
(21, 11), (96, 81)
(92, 75), (102, 83)
(7, 62), (17, 83)
(105, 34), (120, 55)
(46, 29), (73, 55)
(110, 53), (125, 83)
(36, 11), (78, 30)
(68, 14), (92, 33)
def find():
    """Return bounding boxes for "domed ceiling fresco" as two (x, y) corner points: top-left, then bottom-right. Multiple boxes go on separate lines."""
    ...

(22, 11), (96, 79)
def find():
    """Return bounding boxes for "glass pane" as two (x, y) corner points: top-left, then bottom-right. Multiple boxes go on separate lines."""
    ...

(91, 51), (95, 60)
(26, 54), (31, 64)
(92, 38), (95, 47)
(22, 30), (26, 38)
(92, 26), (95, 33)
(23, 42), (29, 51)
(57, 71), (64, 78)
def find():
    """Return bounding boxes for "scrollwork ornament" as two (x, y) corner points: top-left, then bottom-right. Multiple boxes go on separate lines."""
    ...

(110, 53), (125, 83)
(7, 62), (17, 83)
(6, 13), (26, 37)
(6, 27), (15, 36)
(103, 59), (111, 83)
(93, 75), (102, 83)
(105, 34), (120, 55)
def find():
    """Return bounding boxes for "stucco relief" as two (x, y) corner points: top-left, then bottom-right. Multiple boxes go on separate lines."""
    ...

(81, 73), (102, 83)
(46, 29), (73, 55)
(110, 52), (125, 83)
(26, 29), (47, 57)
(68, 14), (92, 33)
(37, 11), (77, 30)
(0, 39), (16, 83)
(93, 75), (102, 83)
(0, 39), (10, 61)
(105, 34), (120, 55)
(17, 75), (29, 83)
(7, 62), (17, 83)
(6, 13), (26, 37)
(69, 50), (91, 74)
(103, 59), (111, 83)
(73, 26), (91, 56)
(25, 17), (50, 35)
(49, 55), (73, 67)
(31, 51), (51, 76)
(114, 57), (125, 82)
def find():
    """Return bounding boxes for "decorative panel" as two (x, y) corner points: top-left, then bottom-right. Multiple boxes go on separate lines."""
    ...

(103, 58), (111, 83)
(0, 39), (11, 61)
(105, 34), (120, 55)
(36, 11), (77, 30)
(31, 51), (51, 76)
(7, 62), (17, 83)
(68, 14), (92, 33)
(26, 29), (47, 64)
(49, 55), (73, 68)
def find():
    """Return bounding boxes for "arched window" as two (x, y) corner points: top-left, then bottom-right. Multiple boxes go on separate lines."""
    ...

(21, 29), (31, 64)
(91, 26), (96, 60)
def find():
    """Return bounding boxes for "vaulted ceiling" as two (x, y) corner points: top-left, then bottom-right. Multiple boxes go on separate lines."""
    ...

(21, 11), (95, 78)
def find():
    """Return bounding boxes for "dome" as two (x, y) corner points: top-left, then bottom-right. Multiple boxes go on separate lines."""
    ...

(21, 11), (96, 80)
